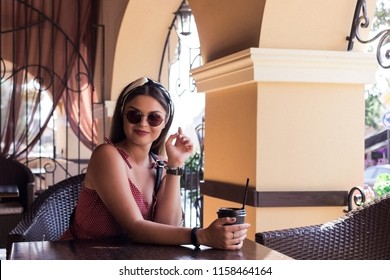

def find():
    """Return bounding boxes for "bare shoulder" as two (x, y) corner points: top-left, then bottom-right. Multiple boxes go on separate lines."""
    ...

(85, 143), (125, 189)
(88, 143), (123, 171)
(91, 143), (119, 159)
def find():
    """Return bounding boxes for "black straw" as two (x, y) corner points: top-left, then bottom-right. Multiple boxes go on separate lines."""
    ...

(242, 178), (250, 209)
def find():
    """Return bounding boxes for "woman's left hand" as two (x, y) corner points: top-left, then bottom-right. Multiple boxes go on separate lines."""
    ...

(165, 127), (194, 167)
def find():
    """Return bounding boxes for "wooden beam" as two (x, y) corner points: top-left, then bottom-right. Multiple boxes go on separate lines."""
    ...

(201, 180), (348, 207)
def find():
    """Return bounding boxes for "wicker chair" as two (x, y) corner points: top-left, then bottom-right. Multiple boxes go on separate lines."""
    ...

(6, 173), (85, 259)
(0, 156), (35, 248)
(255, 193), (390, 260)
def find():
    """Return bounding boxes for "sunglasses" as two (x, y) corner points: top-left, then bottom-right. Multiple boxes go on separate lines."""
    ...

(125, 110), (165, 127)
(120, 77), (173, 118)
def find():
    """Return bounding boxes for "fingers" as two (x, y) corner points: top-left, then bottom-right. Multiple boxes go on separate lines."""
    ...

(165, 131), (179, 145)
(203, 219), (250, 251)
(176, 129), (193, 149)
(231, 241), (244, 250)
(217, 217), (250, 229)
(165, 128), (193, 167)
(231, 228), (248, 242)
(217, 219), (250, 250)
(166, 127), (192, 147)
(225, 230), (247, 250)
(215, 217), (236, 226)
(230, 238), (246, 250)
(166, 127), (193, 153)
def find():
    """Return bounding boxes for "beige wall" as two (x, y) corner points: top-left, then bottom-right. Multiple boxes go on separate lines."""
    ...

(203, 79), (366, 190)
(110, 0), (181, 100)
(204, 82), (258, 183)
(188, 0), (265, 62)
(260, 0), (374, 51)
(257, 82), (365, 190)
(188, 0), (376, 63)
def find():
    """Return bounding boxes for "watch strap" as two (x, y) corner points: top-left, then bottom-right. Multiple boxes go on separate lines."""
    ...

(165, 165), (184, 176)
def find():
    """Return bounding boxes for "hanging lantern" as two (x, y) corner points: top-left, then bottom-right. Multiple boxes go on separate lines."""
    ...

(175, 0), (192, 36)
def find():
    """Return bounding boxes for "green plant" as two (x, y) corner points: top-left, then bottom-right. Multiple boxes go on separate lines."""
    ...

(373, 173), (390, 196)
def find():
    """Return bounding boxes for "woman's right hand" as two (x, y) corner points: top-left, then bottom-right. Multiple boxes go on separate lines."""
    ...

(197, 218), (250, 250)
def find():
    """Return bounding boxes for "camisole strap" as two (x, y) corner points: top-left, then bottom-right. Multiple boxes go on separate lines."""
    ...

(104, 137), (132, 169)
(103, 138), (164, 170)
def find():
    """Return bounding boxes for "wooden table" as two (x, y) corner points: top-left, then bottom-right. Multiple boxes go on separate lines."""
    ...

(9, 238), (293, 260)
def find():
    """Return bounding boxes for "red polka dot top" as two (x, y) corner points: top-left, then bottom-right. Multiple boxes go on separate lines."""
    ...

(60, 143), (159, 240)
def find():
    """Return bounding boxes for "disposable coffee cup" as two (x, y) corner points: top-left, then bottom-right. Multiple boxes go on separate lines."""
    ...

(217, 207), (246, 224)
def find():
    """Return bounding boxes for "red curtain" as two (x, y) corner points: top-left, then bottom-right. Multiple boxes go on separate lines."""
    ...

(0, 0), (98, 158)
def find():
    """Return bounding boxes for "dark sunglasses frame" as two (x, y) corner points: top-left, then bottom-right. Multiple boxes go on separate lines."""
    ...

(125, 110), (165, 127)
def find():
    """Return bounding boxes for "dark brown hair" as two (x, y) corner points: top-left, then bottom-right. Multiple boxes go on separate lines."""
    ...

(109, 78), (174, 155)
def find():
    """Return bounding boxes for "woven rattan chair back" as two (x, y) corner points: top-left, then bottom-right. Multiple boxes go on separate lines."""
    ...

(256, 193), (390, 260)
(6, 174), (85, 258)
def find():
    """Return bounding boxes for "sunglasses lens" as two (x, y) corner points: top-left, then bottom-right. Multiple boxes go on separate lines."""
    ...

(126, 110), (142, 124)
(147, 113), (164, 127)
(126, 111), (163, 127)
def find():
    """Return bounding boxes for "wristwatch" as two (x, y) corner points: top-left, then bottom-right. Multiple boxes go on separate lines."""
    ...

(164, 165), (184, 176)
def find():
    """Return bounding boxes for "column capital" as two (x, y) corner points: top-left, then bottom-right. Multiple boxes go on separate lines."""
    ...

(191, 48), (377, 93)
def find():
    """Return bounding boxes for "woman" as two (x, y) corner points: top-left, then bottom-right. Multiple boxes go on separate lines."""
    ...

(61, 77), (249, 250)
